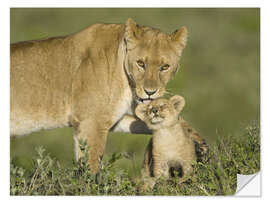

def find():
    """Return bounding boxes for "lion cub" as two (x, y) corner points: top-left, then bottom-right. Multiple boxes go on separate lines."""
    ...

(135, 95), (196, 189)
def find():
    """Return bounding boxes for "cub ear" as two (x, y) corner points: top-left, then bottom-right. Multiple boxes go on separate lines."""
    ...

(170, 95), (185, 113)
(135, 103), (148, 121)
(124, 18), (141, 50)
(170, 26), (188, 56)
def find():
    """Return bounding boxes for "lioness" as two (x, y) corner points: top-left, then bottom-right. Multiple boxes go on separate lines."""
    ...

(11, 18), (207, 173)
(135, 96), (196, 189)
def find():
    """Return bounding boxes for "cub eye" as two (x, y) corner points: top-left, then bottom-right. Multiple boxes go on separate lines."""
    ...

(136, 60), (146, 69)
(160, 104), (166, 109)
(160, 64), (170, 72)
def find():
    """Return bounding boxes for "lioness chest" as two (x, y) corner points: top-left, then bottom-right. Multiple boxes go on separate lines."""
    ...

(111, 80), (133, 124)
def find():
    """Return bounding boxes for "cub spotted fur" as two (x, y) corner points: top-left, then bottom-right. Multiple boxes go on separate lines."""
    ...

(136, 96), (196, 189)
(11, 18), (207, 173)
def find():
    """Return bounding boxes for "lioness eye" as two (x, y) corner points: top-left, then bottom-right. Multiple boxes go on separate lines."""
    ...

(137, 60), (145, 69)
(160, 64), (170, 72)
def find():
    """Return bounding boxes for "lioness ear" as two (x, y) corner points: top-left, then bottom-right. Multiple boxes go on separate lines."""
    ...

(135, 103), (148, 121)
(124, 18), (141, 50)
(170, 26), (188, 55)
(170, 95), (185, 113)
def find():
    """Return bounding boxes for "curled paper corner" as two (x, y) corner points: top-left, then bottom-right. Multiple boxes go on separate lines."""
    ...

(235, 172), (261, 196)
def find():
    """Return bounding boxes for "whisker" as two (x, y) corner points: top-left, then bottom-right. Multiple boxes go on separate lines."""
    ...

(164, 89), (174, 96)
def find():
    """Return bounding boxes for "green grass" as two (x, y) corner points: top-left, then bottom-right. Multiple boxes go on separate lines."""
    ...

(10, 123), (260, 196)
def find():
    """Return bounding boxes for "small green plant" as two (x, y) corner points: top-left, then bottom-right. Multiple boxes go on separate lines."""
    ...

(10, 123), (260, 195)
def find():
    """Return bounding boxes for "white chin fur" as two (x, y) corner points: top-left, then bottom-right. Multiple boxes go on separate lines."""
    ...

(143, 100), (151, 104)
(151, 117), (163, 124)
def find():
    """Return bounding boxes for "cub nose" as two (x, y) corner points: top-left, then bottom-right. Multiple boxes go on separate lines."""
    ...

(144, 89), (157, 96)
(152, 108), (158, 114)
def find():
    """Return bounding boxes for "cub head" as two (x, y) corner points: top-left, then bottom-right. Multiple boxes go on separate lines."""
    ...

(123, 18), (188, 104)
(135, 95), (185, 130)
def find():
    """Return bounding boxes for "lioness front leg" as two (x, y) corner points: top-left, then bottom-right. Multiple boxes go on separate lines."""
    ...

(74, 119), (109, 174)
(111, 114), (152, 134)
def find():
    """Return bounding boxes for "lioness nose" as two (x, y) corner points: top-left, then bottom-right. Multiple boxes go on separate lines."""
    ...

(144, 89), (157, 96)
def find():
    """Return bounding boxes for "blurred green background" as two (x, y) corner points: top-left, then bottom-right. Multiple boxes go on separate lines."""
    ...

(10, 8), (260, 176)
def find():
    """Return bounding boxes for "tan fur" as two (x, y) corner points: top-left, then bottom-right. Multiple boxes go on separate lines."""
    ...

(10, 18), (189, 173)
(135, 96), (196, 189)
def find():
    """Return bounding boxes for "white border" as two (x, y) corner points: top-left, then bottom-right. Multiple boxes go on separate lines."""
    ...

(2, 0), (270, 202)
(8, 0), (263, 8)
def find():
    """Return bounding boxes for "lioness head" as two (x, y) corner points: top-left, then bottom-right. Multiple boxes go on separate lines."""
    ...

(135, 95), (185, 130)
(123, 18), (188, 104)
